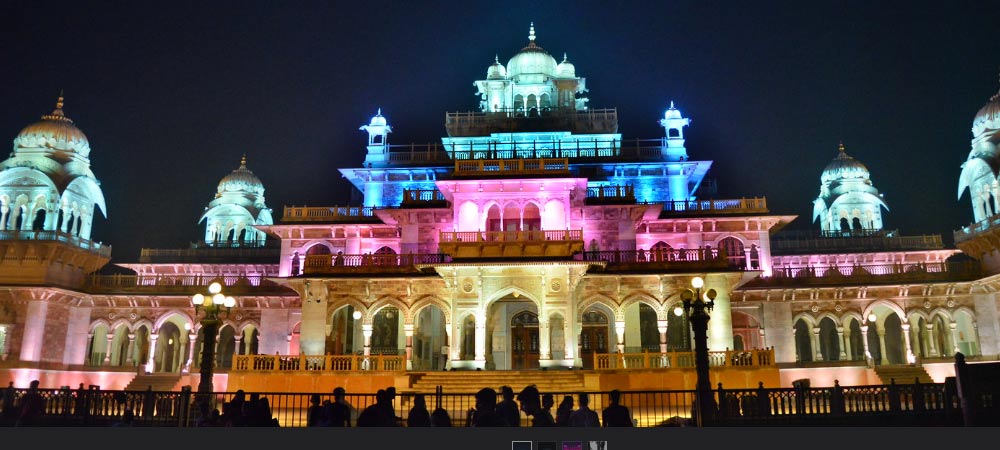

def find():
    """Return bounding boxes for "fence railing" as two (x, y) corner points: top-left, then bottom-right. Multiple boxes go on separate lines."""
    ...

(401, 189), (448, 207)
(231, 354), (405, 372)
(746, 261), (983, 287)
(282, 206), (376, 223)
(445, 108), (619, 137)
(453, 158), (570, 176)
(84, 274), (293, 295)
(301, 253), (449, 274)
(661, 198), (768, 216)
(440, 229), (583, 243)
(586, 185), (636, 204)
(0, 379), (972, 427)
(593, 348), (776, 370)
(0, 230), (112, 257)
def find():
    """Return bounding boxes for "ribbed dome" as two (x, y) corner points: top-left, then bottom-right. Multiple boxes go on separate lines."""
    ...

(369, 110), (387, 127)
(13, 96), (91, 158)
(217, 155), (264, 196)
(821, 143), (870, 183)
(506, 23), (557, 78)
(972, 92), (1000, 137)
(556, 53), (575, 78)
(487, 56), (507, 80)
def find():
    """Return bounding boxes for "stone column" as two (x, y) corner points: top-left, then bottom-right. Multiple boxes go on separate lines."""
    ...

(104, 333), (114, 364)
(18, 301), (49, 362)
(860, 324), (872, 363)
(657, 320), (668, 353)
(614, 320), (626, 354)
(184, 333), (196, 373)
(901, 323), (915, 363)
(927, 324), (939, 357)
(811, 327), (823, 361)
(949, 322), (960, 355)
(538, 319), (551, 361)
(146, 334), (159, 373)
(564, 320), (577, 365)
(404, 323), (414, 371)
(233, 336), (243, 366)
(127, 334), (136, 366)
(877, 330), (888, 364)
(474, 312), (486, 365)
(0, 204), (7, 230)
(362, 324), (373, 357)
(444, 321), (453, 369)
(837, 327), (847, 361)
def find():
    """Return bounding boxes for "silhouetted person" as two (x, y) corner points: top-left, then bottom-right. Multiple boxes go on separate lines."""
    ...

(357, 390), (395, 427)
(325, 387), (351, 427)
(601, 389), (633, 427)
(496, 385), (520, 427)
(407, 393), (431, 427)
(556, 395), (574, 426)
(569, 393), (599, 427)
(384, 387), (403, 425)
(16, 380), (45, 427)
(307, 394), (323, 427)
(517, 385), (554, 427)
(470, 387), (507, 427)
(141, 386), (155, 419)
(74, 383), (86, 417)
(3, 381), (17, 424)
(430, 387), (451, 427)
(334, 251), (345, 266)
(541, 393), (555, 425)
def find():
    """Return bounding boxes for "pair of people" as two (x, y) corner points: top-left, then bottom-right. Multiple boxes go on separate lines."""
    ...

(554, 390), (633, 427)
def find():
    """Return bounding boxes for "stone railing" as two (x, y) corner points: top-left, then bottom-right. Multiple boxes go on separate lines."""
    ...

(301, 253), (448, 275)
(955, 212), (1000, 242)
(281, 206), (376, 222)
(586, 185), (636, 204)
(440, 229), (583, 243)
(84, 274), (294, 295)
(400, 189), (448, 207)
(0, 230), (112, 257)
(231, 354), (405, 372)
(453, 158), (570, 176)
(745, 261), (983, 287)
(593, 347), (776, 370)
(660, 197), (768, 216)
(445, 107), (619, 137)
(579, 248), (737, 271)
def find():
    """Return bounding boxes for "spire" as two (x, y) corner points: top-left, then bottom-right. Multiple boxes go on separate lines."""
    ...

(529, 22), (536, 43)
(56, 89), (64, 110)
(377, 108), (382, 116)
(41, 89), (72, 123)
(240, 153), (247, 168)
(562, 52), (568, 63)
(670, 101), (675, 109)
(495, 54), (500, 64)
(838, 141), (845, 153)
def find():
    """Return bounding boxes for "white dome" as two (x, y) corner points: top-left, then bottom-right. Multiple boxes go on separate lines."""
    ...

(506, 23), (557, 78)
(821, 144), (870, 184)
(556, 54), (575, 78)
(664, 102), (683, 120)
(217, 155), (264, 196)
(369, 111), (387, 127)
(13, 96), (92, 158)
(487, 56), (507, 79)
(973, 92), (1000, 137)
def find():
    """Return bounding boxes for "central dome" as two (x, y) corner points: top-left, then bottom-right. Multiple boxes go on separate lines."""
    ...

(217, 155), (264, 196)
(13, 96), (91, 158)
(973, 91), (1000, 137)
(506, 23), (558, 78)
(821, 143), (870, 183)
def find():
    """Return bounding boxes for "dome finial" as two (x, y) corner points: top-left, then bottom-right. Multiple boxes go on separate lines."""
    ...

(495, 54), (499, 64)
(838, 141), (845, 153)
(377, 107), (382, 116)
(56, 89), (64, 110)
(670, 101), (675, 109)
(529, 22), (536, 42)
(240, 153), (247, 168)
(562, 52), (568, 62)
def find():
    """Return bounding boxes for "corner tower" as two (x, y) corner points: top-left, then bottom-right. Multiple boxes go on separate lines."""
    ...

(199, 155), (273, 246)
(812, 143), (888, 233)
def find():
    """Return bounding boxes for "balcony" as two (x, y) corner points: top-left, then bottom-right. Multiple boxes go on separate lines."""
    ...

(955, 212), (1000, 243)
(400, 189), (448, 208)
(381, 138), (672, 166)
(138, 241), (280, 264)
(84, 274), (297, 295)
(0, 230), (112, 258)
(742, 261), (983, 288)
(579, 248), (737, 273)
(281, 206), (378, 223)
(660, 197), (768, 217)
(445, 107), (619, 137)
(301, 253), (448, 275)
(438, 229), (584, 259)
(453, 158), (570, 177)
(770, 230), (944, 255)
(585, 185), (636, 205)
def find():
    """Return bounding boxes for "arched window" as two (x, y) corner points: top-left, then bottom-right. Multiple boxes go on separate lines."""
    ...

(306, 244), (331, 256)
(839, 217), (851, 233)
(719, 237), (746, 268)
(638, 303), (659, 352)
(650, 241), (672, 262)
(794, 320), (813, 362)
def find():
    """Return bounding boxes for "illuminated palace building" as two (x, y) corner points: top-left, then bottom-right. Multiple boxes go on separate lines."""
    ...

(2, 26), (1000, 393)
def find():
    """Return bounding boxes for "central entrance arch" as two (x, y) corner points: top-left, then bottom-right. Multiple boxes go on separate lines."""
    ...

(510, 310), (539, 369)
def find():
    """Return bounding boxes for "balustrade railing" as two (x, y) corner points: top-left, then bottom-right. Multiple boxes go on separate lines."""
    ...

(0, 230), (112, 257)
(302, 253), (448, 274)
(661, 197), (768, 215)
(84, 274), (291, 294)
(586, 185), (636, 204)
(748, 261), (983, 287)
(439, 229), (583, 243)
(453, 158), (569, 176)
(400, 189), (448, 207)
(282, 206), (375, 222)
(594, 348), (776, 370)
(231, 354), (405, 373)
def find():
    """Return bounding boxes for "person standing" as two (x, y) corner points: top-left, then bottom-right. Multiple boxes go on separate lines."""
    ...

(325, 387), (352, 427)
(601, 390), (633, 427)
(516, 385), (554, 427)
(15, 380), (45, 427)
(495, 385), (520, 427)
(407, 394), (431, 427)
(568, 393), (599, 427)
(555, 395), (574, 426)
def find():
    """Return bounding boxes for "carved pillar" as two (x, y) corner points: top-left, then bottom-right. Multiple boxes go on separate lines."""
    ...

(926, 324), (939, 357)
(146, 334), (159, 373)
(614, 320), (626, 354)
(861, 324), (872, 363)
(538, 319), (551, 361)
(837, 327), (848, 359)
(812, 327), (823, 361)
(901, 323), (915, 363)
(564, 320), (577, 364)
(657, 320), (668, 354)
(362, 324), (373, 357)
(877, 330), (888, 364)
(444, 321), (453, 369)
(474, 312), (486, 363)
(233, 336), (243, 362)
(126, 333), (136, 365)
(185, 333), (196, 373)
(104, 333), (114, 364)
(0, 204), (7, 231)
(404, 323), (414, 371)
(949, 322), (960, 355)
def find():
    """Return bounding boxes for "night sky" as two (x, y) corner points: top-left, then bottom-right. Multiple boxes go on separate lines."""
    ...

(4, 1), (1000, 262)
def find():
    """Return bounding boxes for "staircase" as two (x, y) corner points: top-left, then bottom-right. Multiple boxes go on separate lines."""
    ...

(124, 373), (184, 392)
(407, 370), (588, 395)
(873, 365), (934, 385)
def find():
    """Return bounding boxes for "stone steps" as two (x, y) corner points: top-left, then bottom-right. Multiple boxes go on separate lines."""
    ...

(124, 374), (183, 392)
(873, 365), (934, 385)
(407, 370), (588, 394)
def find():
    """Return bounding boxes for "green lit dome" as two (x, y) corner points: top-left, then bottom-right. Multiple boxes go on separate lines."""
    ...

(506, 23), (557, 78)
(217, 155), (264, 196)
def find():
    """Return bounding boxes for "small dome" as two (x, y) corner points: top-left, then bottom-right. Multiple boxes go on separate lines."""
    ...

(13, 95), (91, 158)
(506, 23), (558, 78)
(369, 110), (387, 127)
(487, 56), (507, 79)
(217, 155), (264, 196)
(973, 91), (1000, 137)
(556, 53), (575, 78)
(821, 143), (870, 183)
(664, 102), (683, 119)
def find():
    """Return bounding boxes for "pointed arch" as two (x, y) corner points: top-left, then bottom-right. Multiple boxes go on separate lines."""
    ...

(863, 300), (906, 324)
(410, 295), (451, 323)
(154, 310), (194, 332)
(620, 292), (662, 318)
(484, 286), (541, 311)
(577, 293), (619, 321)
(369, 295), (408, 321)
(791, 313), (817, 328)
(131, 319), (154, 334)
(841, 311), (865, 328)
(89, 319), (111, 333)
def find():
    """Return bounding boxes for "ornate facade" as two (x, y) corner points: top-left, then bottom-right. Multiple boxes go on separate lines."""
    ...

(2, 26), (1000, 391)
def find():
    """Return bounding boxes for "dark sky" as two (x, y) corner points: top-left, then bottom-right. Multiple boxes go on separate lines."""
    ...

(4, 0), (1000, 262)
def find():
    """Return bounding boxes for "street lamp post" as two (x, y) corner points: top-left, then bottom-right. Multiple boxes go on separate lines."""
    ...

(191, 281), (236, 395)
(681, 276), (718, 427)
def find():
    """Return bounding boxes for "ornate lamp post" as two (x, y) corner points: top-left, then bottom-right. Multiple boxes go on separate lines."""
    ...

(191, 281), (236, 395)
(681, 276), (718, 427)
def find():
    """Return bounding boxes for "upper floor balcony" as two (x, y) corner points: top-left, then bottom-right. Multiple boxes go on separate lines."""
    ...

(585, 185), (636, 205)
(741, 260), (983, 288)
(381, 138), (669, 166)
(281, 206), (378, 223)
(0, 230), (112, 258)
(659, 197), (768, 217)
(453, 158), (570, 178)
(439, 229), (584, 259)
(445, 107), (619, 137)
(300, 253), (448, 275)
(400, 189), (448, 208)
(84, 273), (296, 296)
(138, 241), (281, 264)
(770, 229), (944, 255)
(955, 213), (1000, 243)
(579, 248), (737, 273)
